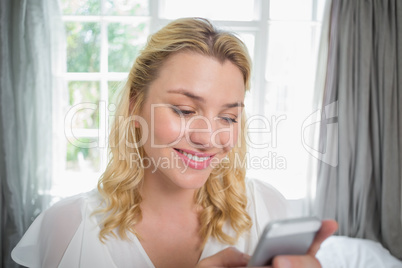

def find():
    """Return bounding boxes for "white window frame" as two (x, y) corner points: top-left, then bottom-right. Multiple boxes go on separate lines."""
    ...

(57, 0), (323, 215)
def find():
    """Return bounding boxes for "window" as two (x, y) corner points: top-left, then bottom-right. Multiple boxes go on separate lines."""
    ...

(54, 0), (150, 200)
(55, 0), (325, 210)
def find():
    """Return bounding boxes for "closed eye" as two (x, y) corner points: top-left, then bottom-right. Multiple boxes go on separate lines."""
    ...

(171, 106), (195, 116)
(219, 116), (238, 124)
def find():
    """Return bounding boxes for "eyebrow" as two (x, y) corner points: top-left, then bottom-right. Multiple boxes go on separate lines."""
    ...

(168, 89), (205, 103)
(167, 89), (244, 109)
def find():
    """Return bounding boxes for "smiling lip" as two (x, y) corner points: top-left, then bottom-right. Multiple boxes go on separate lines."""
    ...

(174, 148), (215, 170)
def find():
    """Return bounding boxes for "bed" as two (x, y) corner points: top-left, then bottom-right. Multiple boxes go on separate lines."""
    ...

(316, 236), (402, 268)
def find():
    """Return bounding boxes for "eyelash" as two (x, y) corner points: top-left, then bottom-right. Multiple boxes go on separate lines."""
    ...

(171, 106), (238, 123)
(220, 117), (238, 124)
(171, 106), (195, 116)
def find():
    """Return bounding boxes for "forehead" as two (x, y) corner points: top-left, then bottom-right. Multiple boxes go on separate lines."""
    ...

(148, 52), (245, 103)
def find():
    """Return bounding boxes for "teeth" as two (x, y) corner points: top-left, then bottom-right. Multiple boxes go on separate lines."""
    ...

(178, 149), (210, 162)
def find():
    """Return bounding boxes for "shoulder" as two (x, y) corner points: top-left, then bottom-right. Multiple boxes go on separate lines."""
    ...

(40, 189), (102, 234)
(12, 189), (103, 267)
(245, 178), (288, 231)
(43, 191), (93, 219)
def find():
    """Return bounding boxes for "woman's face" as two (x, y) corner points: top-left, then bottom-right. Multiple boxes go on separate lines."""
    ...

(138, 51), (245, 190)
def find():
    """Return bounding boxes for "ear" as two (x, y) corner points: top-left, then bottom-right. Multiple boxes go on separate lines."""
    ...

(134, 119), (140, 128)
(129, 98), (141, 128)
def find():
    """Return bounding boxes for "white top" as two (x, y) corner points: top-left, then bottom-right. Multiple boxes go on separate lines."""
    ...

(11, 179), (288, 268)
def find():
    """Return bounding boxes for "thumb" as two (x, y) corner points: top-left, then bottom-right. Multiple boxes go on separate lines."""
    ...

(308, 219), (338, 255)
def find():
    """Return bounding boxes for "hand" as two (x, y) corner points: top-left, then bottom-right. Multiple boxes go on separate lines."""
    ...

(196, 247), (251, 268)
(269, 219), (338, 268)
(196, 220), (338, 268)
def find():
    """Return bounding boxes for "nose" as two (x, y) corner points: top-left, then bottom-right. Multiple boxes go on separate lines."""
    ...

(186, 115), (214, 149)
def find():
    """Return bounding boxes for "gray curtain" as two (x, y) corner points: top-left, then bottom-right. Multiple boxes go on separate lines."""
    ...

(0, 0), (63, 267)
(315, 0), (402, 259)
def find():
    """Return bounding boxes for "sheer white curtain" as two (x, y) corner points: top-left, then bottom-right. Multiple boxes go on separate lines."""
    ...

(0, 0), (65, 267)
(304, 0), (334, 211)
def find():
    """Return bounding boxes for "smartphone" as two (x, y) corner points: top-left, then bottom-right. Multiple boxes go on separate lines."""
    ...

(248, 216), (322, 267)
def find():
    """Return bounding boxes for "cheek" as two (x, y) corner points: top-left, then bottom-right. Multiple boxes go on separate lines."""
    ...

(215, 125), (239, 151)
(152, 109), (184, 144)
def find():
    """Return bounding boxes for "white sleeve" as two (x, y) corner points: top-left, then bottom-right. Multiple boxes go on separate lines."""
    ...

(246, 178), (289, 236)
(11, 196), (85, 268)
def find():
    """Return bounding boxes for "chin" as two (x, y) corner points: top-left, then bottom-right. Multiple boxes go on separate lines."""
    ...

(171, 168), (212, 190)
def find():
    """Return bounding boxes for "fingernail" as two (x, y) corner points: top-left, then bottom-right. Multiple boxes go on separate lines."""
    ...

(276, 257), (291, 268)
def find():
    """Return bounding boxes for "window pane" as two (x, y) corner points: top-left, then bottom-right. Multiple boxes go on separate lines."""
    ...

(266, 23), (313, 82)
(66, 22), (101, 72)
(237, 33), (255, 60)
(265, 23), (316, 115)
(51, 169), (100, 201)
(108, 81), (124, 106)
(105, 0), (149, 15)
(317, 0), (326, 21)
(264, 81), (289, 114)
(66, 138), (101, 172)
(270, 0), (313, 20)
(162, 0), (255, 21)
(68, 81), (100, 129)
(108, 22), (149, 72)
(61, 0), (101, 15)
(258, 22), (318, 199)
(236, 33), (255, 115)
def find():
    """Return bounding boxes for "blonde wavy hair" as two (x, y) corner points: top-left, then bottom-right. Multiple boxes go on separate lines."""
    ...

(97, 17), (252, 247)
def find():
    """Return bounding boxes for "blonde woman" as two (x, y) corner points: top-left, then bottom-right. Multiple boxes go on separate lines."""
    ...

(12, 18), (337, 268)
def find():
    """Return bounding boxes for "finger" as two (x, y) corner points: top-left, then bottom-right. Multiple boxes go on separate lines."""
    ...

(199, 247), (250, 267)
(307, 219), (338, 255)
(220, 247), (250, 267)
(272, 255), (321, 268)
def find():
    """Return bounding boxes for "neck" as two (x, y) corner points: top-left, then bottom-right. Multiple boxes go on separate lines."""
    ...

(140, 169), (199, 215)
